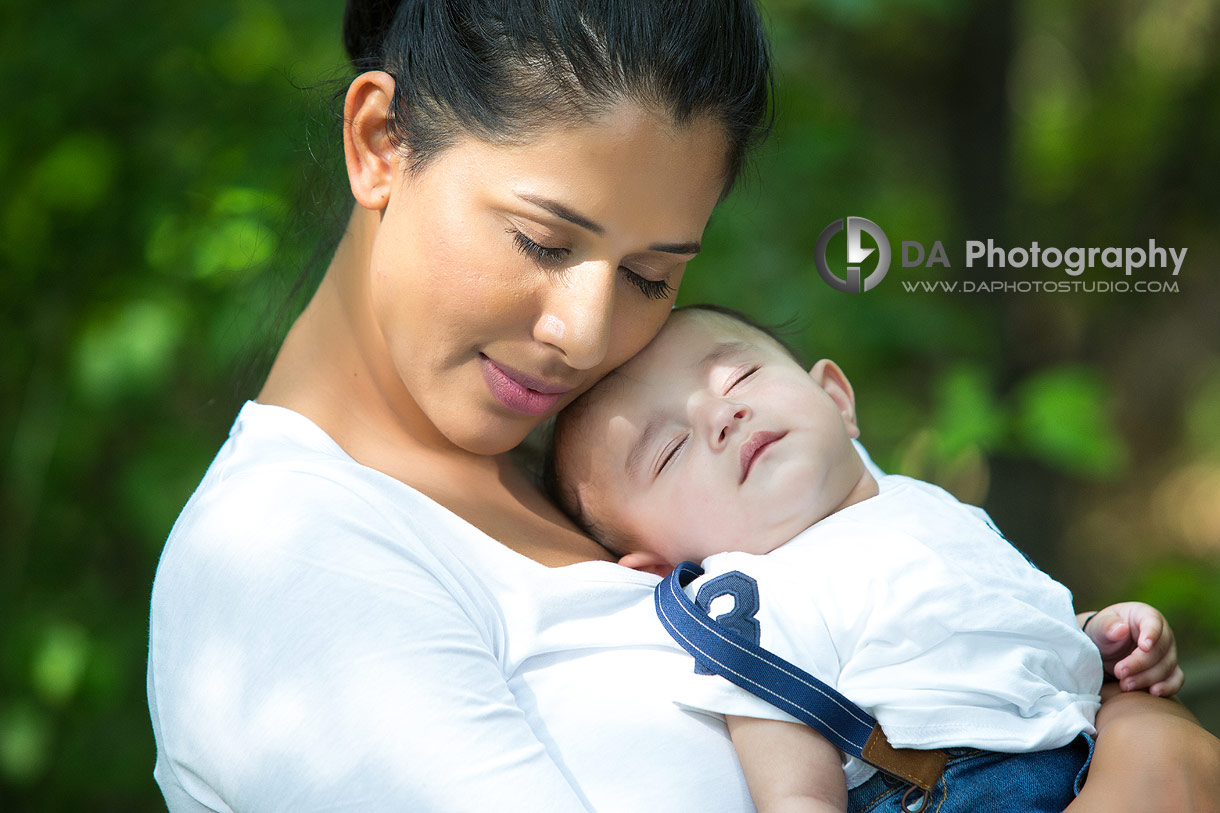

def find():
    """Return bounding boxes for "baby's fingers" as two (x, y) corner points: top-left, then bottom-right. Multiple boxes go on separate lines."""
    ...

(1108, 632), (1157, 676)
(1149, 667), (1186, 697)
(1116, 655), (1176, 690)
(1122, 610), (1165, 652)
(1130, 661), (1185, 697)
(1115, 637), (1180, 694)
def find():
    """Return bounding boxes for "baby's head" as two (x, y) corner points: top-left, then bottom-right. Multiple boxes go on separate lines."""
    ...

(549, 306), (874, 575)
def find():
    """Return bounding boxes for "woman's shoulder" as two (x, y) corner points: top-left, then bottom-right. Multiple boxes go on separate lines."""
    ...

(191, 400), (394, 505)
(148, 405), (520, 678)
(176, 402), (438, 532)
(156, 402), (479, 602)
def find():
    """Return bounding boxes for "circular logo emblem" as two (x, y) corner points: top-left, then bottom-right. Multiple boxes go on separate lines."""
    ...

(813, 217), (891, 293)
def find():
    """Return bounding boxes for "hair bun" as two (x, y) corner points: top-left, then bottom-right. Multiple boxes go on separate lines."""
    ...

(343, 0), (402, 66)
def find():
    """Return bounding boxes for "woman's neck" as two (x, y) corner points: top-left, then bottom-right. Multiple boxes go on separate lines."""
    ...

(262, 208), (453, 456)
(258, 207), (614, 567)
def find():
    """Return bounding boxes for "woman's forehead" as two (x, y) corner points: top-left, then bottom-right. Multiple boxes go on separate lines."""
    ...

(447, 103), (729, 235)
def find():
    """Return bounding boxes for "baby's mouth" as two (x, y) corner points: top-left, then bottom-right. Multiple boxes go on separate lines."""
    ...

(739, 431), (786, 483)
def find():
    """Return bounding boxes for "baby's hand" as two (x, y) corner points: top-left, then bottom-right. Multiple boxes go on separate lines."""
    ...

(1082, 602), (1184, 697)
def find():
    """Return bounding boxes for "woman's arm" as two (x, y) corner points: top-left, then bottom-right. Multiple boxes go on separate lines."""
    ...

(1064, 685), (1220, 813)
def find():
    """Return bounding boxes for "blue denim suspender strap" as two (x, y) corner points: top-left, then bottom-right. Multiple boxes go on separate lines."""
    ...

(655, 561), (948, 793)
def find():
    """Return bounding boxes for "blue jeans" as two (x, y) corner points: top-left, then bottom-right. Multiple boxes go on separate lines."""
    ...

(847, 733), (1095, 813)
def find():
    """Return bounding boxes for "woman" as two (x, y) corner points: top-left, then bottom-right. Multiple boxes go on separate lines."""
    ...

(147, 2), (1220, 810)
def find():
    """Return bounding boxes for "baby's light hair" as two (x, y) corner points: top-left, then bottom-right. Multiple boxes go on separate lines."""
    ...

(676, 304), (806, 365)
(544, 383), (640, 556)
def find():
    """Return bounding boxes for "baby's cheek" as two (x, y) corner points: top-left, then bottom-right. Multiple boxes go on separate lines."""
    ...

(684, 501), (741, 554)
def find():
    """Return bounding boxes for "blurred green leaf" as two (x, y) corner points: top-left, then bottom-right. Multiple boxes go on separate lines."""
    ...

(194, 215), (276, 282)
(29, 133), (119, 213)
(211, 2), (290, 84)
(1011, 34), (1089, 203)
(0, 702), (52, 784)
(1132, 560), (1220, 645)
(31, 621), (90, 706)
(929, 365), (1007, 459)
(1184, 366), (1220, 463)
(1014, 366), (1128, 478)
(1, 197), (51, 272)
(74, 298), (186, 404)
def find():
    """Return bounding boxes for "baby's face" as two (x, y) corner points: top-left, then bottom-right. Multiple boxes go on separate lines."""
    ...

(566, 310), (869, 569)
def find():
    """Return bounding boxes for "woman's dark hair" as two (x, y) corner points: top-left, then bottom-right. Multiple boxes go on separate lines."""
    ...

(341, 0), (774, 192)
(238, 2), (772, 404)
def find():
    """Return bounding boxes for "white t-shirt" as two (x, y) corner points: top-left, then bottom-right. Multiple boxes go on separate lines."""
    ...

(676, 475), (1102, 789)
(147, 402), (755, 812)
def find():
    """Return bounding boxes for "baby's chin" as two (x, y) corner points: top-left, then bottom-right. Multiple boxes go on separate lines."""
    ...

(757, 508), (831, 553)
(692, 525), (802, 560)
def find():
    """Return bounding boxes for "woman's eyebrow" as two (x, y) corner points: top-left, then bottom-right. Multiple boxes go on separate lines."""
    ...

(514, 192), (701, 256)
(649, 240), (702, 257)
(516, 193), (603, 234)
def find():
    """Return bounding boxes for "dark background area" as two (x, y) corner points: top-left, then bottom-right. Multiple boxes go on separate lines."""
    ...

(2, 0), (1217, 808)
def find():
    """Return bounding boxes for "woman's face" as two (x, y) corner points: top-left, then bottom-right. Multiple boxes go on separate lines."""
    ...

(368, 103), (729, 456)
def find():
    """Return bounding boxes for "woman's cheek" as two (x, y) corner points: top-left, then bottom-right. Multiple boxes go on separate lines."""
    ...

(609, 299), (672, 366)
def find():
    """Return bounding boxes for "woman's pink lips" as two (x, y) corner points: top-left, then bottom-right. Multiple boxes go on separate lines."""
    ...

(739, 431), (786, 482)
(479, 354), (572, 416)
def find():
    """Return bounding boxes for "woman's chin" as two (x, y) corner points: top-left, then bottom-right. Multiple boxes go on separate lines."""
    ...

(445, 414), (544, 458)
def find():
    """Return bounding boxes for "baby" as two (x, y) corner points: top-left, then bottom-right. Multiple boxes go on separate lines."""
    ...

(548, 305), (1183, 813)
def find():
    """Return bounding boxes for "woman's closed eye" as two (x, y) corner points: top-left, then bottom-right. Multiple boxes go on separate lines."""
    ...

(510, 228), (675, 301)
(511, 229), (569, 265)
(623, 269), (675, 301)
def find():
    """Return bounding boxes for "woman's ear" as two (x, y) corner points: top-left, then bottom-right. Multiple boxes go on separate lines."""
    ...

(808, 359), (860, 438)
(343, 71), (399, 211)
(618, 551), (675, 578)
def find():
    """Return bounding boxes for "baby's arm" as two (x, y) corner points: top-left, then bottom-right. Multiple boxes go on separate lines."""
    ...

(1080, 602), (1184, 696)
(727, 715), (848, 813)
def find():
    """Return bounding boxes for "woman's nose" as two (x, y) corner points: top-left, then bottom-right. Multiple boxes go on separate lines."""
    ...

(534, 261), (617, 370)
(702, 397), (750, 450)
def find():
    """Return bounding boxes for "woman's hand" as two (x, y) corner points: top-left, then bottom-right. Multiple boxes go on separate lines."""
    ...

(1082, 602), (1184, 696)
(1065, 685), (1220, 813)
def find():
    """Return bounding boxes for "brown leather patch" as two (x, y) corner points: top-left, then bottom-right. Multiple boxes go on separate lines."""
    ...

(861, 726), (949, 792)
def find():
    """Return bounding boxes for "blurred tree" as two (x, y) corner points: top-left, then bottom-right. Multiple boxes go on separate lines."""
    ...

(1, 0), (1216, 807)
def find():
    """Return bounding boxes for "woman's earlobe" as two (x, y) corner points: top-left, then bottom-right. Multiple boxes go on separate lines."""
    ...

(343, 71), (399, 211)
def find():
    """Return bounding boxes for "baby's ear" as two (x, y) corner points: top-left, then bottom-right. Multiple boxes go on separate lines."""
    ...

(809, 359), (860, 438)
(618, 551), (675, 578)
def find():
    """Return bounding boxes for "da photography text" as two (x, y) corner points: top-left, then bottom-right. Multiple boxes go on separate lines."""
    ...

(906, 238), (1187, 278)
(813, 216), (1187, 295)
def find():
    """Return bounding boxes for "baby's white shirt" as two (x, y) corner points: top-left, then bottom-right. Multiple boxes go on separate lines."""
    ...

(676, 475), (1102, 788)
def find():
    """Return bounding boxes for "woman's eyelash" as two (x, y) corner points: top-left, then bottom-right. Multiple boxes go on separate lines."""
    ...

(625, 271), (674, 301)
(511, 230), (569, 264)
(658, 435), (687, 474)
(511, 228), (674, 300)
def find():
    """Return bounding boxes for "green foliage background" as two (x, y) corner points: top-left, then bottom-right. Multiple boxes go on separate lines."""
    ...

(2, 0), (1217, 807)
